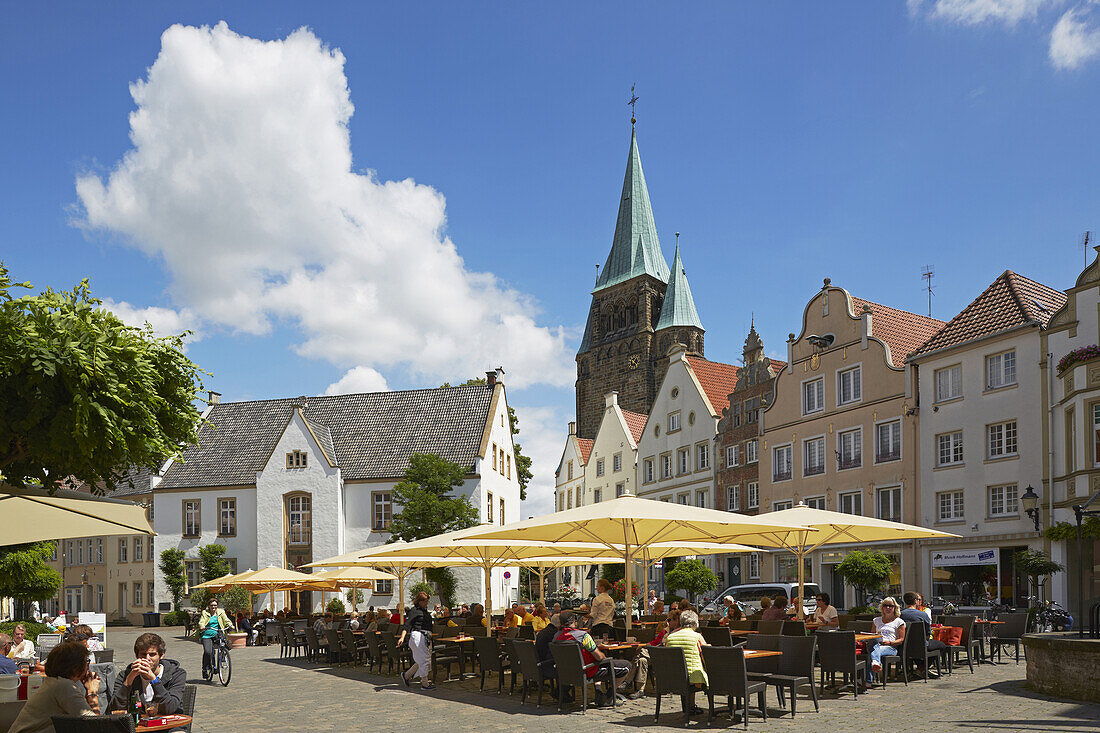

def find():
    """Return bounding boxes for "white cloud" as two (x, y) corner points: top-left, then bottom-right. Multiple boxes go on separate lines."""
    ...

(928, 0), (1056, 26)
(323, 366), (389, 395)
(100, 298), (201, 342)
(75, 22), (573, 390)
(1050, 6), (1100, 68)
(512, 402), (570, 519)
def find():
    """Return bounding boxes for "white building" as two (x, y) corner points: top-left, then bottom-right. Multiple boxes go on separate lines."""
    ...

(908, 271), (1065, 608)
(151, 372), (520, 613)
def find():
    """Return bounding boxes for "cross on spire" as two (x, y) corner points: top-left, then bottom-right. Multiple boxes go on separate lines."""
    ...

(629, 84), (639, 126)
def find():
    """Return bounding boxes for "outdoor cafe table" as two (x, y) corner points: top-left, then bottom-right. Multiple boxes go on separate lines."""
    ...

(435, 635), (478, 679)
(124, 714), (192, 732)
(743, 649), (783, 660)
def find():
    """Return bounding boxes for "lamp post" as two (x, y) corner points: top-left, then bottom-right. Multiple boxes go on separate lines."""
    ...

(1021, 485), (1041, 532)
(1072, 489), (1100, 639)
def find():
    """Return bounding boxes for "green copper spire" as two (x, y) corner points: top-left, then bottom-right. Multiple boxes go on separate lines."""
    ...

(593, 128), (670, 292)
(656, 241), (703, 331)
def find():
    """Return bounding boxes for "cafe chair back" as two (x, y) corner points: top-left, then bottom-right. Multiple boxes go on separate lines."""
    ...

(647, 645), (695, 725)
(815, 631), (865, 698)
(756, 620), (783, 635)
(51, 715), (136, 732)
(700, 645), (767, 729)
(549, 641), (610, 715)
(512, 639), (548, 707)
(700, 626), (732, 647)
(473, 636), (510, 694)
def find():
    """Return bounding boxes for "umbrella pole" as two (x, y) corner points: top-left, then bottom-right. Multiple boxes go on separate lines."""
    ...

(642, 549), (649, 617)
(538, 562), (546, 606)
(399, 571), (405, 624)
(624, 542), (633, 636)
(797, 538), (806, 621)
(484, 561), (492, 616)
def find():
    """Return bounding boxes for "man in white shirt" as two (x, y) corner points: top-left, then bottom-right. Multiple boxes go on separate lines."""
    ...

(7, 625), (35, 660)
(813, 593), (839, 627)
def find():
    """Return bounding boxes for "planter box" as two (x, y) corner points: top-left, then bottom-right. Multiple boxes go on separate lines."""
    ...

(226, 633), (248, 650)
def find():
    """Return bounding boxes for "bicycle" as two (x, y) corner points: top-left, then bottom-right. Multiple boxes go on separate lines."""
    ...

(202, 631), (232, 686)
(1025, 596), (1072, 632)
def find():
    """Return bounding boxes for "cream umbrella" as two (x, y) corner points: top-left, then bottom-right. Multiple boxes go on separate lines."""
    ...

(312, 567), (396, 611)
(0, 484), (154, 546)
(223, 565), (335, 614)
(752, 503), (962, 619)
(464, 493), (814, 633)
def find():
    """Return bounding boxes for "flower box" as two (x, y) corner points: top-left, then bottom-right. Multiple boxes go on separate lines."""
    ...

(226, 632), (247, 649)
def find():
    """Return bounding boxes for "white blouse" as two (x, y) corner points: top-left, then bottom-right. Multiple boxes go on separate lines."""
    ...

(873, 616), (905, 643)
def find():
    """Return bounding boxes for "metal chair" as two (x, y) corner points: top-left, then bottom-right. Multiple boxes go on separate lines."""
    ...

(942, 615), (981, 674)
(363, 631), (387, 673)
(180, 684), (196, 733)
(380, 631), (409, 676)
(880, 625), (911, 687)
(647, 645), (697, 724)
(701, 646), (767, 728)
(902, 620), (942, 682)
(700, 626), (733, 646)
(325, 629), (350, 664)
(990, 612), (1028, 664)
(748, 634), (818, 716)
(781, 621), (806, 636)
(341, 629), (369, 665)
(303, 628), (326, 663)
(815, 631), (865, 698)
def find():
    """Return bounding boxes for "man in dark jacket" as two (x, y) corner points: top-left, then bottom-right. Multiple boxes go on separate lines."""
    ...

(111, 633), (187, 714)
(534, 615), (559, 675)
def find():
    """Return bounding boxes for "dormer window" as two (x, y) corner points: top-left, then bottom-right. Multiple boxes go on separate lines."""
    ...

(286, 450), (308, 469)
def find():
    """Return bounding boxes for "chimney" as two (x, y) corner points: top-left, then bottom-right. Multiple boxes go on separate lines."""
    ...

(861, 304), (873, 350)
(485, 370), (497, 389)
(207, 391), (221, 405)
(605, 391), (619, 408)
(568, 421), (577, 436)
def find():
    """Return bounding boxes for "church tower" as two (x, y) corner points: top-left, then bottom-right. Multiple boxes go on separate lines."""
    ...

(575, 128), (704, 438)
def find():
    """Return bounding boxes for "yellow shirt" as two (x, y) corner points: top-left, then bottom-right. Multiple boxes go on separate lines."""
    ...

(505, 614), (521, 628)
(522, 612), (535, 625)
(530, 616), (548, 632)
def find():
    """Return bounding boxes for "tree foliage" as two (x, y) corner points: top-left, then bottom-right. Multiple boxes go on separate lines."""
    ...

(198, 544), (230, 582)
(1045, 517), (1100, 541)
(0, 263), (205, 493)
(836, 551), (892, 598)
(326, 597), (346, 615)
(158, 548), (187, 611)
(665, 559), (718, 599)
(425, 567), (458, 607)
(388, 453), (478, 543)
(345, 588), (365, 607)
(0, 541), (62, 603)
(600, 564), (625, 584)
(219, 585), (252, 615)
(1014, 549), (1064, 599)
(409, 581), (433, 604)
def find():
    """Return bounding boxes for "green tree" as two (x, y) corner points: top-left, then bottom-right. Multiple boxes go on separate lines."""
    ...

(425, 567), (458, 607)
(836, 550), (892, 603)
(0, 263), (205, 493)
(388, 453), (478, 543)
(197, 544), (230, 582)
(1013, 549), (1064, 602)
(600, 564), (625, 584)
(158, 548), (187, 611)
(189, 587), (211, 610)
(345, 588), (365, 607)
(326, 597), (346, 614)
(409, 580), (433, 604)
(219, 585), (252, 615)
(665, 559), (718, 601)
(0, 542), (62, 608)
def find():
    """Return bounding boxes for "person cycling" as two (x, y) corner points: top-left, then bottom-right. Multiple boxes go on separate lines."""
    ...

(195, 599), (235, 678)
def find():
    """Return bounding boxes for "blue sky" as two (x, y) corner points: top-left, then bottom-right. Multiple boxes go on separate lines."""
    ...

(3, 2), (1099, 515)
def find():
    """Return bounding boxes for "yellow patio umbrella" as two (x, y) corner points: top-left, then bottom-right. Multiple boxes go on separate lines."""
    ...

(751, 503), (962, 619)
(0, 484), (154, 546)
(312, 567), (396, 611)
(463, 493), (814, 633)
(223, 565), (335, 613)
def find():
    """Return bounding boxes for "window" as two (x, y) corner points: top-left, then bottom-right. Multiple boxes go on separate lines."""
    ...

(726, 445), (739, 468)
(500, 498), (505, 525)
(839, 490), (862, 515)
(677, 494), (689, 505)
(746, 440), (758, 463)
(935, 365), (962, 402)
(773, 500), (793, 511)
(375, 579), (393, 595)
(696, 491), (707, 508)
(802, 378), (825, 415)
(937, 431), (964, 466)
(65, 541), (73, 566)
(148, 536), (154, 560)
(219, 498), (237, 537)
(77, 540), (84, 565)
(747, 482), (759, 509)
(567, 460), (573, 480)
(65, 587), (82, 615)
(668, 412), (681, 432)
(803, 437), (826, 476)
(183, 500), (200, 537)
(1094, 403), (1100, 466)
(185, 561), (201, 593)
(837, 366), (862, 405)
(837, 428), (862, 470)
(617, 483), (626, 498)
(748, 552), (760, 579)
(805, 496), (826, 509)
(773, 444), (792, 481)
(937, 490), (965, 521)
(147, 582), (154, 608)
(133, 536), (143, 563)
(95, 539), (103, 564)
(492, 443), (498, 471)
(989, 484), (1019, 517)
(660, 453), (672, 479)
(986, 350), (1016, 389)
(875, 420), (902, 463)
(288, 494), (312, 542)
(696, 443), (710, 470)
(372, 492), (391, 531)
(487, 492), (494, 522)
(643, 458), (654, 483)
(677, 447), (690, 475)
(86, 540), (93, 565)
(225, 558), (237, 574)
(593, 488), (602, 503)
(728, 485), (740, 512)
(876, 486), (902, 523)
(987, 420), (1018, 458)
(506, 454), (511, 480)
(285, 450), (307, 469)
(134, 582), (142, 607)
(147, 501), (154, 523)
(500, 447), (506, 475)
(613, 453), (622, 472)
(596, 458), (605, 477)
(567, 491), (572, 509)
(118, 538), (127, 563)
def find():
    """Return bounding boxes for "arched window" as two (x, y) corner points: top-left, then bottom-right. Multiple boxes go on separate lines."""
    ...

(286, 494), (311, 545)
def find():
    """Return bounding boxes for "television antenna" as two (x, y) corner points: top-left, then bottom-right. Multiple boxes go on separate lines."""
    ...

(921, 265), (935, 318)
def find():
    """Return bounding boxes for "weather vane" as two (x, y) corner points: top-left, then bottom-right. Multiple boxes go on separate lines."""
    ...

(629, 84), (639, 126)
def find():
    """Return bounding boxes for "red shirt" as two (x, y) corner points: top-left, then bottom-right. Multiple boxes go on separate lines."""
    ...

(651, 628), (668, 646)
(555, 627), (600, 678)
(390, 612), (401, 624)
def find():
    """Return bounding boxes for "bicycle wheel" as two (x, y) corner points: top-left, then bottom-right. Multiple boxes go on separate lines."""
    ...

(218, 646), (232, 686)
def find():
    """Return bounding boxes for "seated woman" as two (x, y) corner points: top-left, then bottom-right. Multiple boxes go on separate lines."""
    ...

(362, 611), (379, 632)
(813, 593), (840, 627)
(717, 595), (743, 626)
(530, 604), (550, 632)
(868, 597), (906, 686)
(662, 610), (709, 715)
(651, 599), (665, 616)
(9, 642), (100, 733)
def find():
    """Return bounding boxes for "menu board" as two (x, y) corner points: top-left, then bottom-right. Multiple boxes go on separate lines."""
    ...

(78, 612), (107, 645)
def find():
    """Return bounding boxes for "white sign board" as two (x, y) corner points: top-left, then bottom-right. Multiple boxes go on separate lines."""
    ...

(78, 612), (107, 646)
(930, 549), (998, 567)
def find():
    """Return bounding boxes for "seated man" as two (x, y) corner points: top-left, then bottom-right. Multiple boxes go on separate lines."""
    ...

(7, 624), (35, 660)
(466, 603), (489, 628)
(622, 609), (679, 699)
(503, 608), (521, 628)
(0, 635), (17, 673)
(534, 614), (560, 677)
(761, 595), (789, 621)
(553, 610), (631, 706)
(111, 633), (187, 714)
(900, 592), (946, 658)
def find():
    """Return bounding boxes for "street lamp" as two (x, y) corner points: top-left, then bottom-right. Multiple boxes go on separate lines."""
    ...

(1021, 485), (1041, 532)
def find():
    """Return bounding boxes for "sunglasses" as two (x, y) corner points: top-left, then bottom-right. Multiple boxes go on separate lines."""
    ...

(882, 604), (895, 608)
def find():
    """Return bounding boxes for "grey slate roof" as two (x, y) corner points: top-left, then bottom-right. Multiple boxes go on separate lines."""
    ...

(156, 385), (494, 490)
(104, 465), (158, 499)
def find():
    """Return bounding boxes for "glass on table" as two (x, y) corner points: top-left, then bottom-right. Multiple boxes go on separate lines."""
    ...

(145, 701), (159, 718)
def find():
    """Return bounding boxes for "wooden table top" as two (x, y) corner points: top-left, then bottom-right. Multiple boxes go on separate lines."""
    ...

(602, 642), (642, 651)
(437, 636), (476, 643)
(854, 633), (882, 642)
(743, 649), (782, 659)
(729, 629), (758, 635)
(974, 619), (1005, 624)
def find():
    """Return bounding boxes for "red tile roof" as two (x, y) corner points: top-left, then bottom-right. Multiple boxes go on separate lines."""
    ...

(909, 271), (1066, 359)
(577, 438), (594, 465)
(686, 356), (741, 415)
(849, 296), (946, 368)
(621, 409), (648, 444)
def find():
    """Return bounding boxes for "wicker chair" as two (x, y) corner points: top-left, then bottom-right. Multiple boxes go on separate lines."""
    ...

(341, 629), (369, 665)
(701, 646), (767, 728)
(781, 621), (806, 636)
(303, 628), (327, 663)
(747, 634), (818, 716)
(647, 645), (698, 724)
(941, 615), (981, 674)
(473, 636), (511, 694)
(180, 684), (196, 733)
(325, 629), (350, 664)
(700, 626), (733, 646)
(550, 641), (615, 714)
(363, 631), (387, 673)
(990, 612), (1028, 664)
(880, 625), (911, 687)
(902, 620), (942, 682)
(512, 639), (550, 706)
(380, 631), (409, 676)
(51, 715), (136, 732)
(89, 662), (117, 713)
(756, 620), (784, 635)
(815, 631), (866, 698)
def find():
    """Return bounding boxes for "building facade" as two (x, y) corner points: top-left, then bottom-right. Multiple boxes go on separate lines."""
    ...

(909, 271), (1065, 609)
(760, 280), (943, 607)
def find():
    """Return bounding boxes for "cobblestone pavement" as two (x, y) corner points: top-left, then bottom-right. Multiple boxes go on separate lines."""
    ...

(105, 627), (1100, 733)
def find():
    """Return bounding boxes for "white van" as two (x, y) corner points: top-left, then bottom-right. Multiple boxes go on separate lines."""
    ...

(702, 582), (820, 616)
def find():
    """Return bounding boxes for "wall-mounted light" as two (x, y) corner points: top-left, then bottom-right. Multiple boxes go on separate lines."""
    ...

(1021, 485), (1041, 532)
